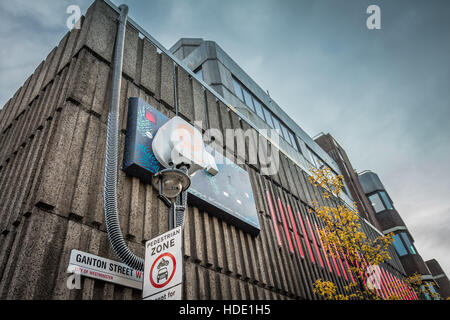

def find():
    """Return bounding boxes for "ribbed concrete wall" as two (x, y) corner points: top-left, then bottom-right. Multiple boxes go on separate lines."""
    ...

(0, 0), (407, 300)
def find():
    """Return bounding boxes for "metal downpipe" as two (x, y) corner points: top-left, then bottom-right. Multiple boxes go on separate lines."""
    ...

(104, 4), (144, 271)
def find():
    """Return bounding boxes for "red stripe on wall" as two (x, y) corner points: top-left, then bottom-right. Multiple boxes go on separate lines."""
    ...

(387, 272), (402, 299)
(395, 276), (409, 300)
(314, 223), (333, 273)
(341, 248), (355, 283)
(277, 198), (294, 253)
(336, 241), (354, 283)
(297, 211), (315, 263)
(266, 190), (282, 247)
(321, 229), (341, 276)
(378, 267), (389, 299)
(324, 230), (345, 277)
(366, 261), (384, 299)
(333, 243), (347, 281)
(381, 268), (395, 298)
(305, 215), (324, 268)
(287, 204), (304, 258)
(410, 286), (419, 300)
(399, 278), (411, 300)
(393, 276), (405, 300)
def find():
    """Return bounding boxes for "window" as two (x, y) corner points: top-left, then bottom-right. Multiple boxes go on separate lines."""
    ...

(379, 191), (393, 210)
(233, 78), (244, 101)
(400, 233), (416, 255)
(280, 123), (290, 142)
(253, 98), (265, 120)
(242, 88), (255, 111)
(194, 67), (203, 81)
(368, 193), (385, 213)
(231, 75), (300, 151)
(393, 234), (408, 256)
(287, 131), (299, 151)
(307, 148), (324, 168)
(271, 116), (282, 136)
(428, 283), (440, 300)
(263, 107), (274, 128)
(342, 186), (349, 197)
(420, 285), (431, 300)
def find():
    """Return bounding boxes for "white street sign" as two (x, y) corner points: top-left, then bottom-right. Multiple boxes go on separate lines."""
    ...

(67, 249), (143, 290)
(143, 226), (183, 300)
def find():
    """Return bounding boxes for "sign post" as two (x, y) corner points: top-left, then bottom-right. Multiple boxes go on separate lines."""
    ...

(143, 226), (183, 300)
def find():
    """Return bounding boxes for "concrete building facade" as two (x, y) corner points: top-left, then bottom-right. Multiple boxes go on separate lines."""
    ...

(0, 0), (411, 300)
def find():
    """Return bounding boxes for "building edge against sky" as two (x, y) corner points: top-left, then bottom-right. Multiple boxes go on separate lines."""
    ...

(0, 0), (445, 300)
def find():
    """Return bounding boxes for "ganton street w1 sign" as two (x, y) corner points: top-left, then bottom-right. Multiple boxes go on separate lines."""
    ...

(67, 249), (143, 290)
(143, 227), (183, 300)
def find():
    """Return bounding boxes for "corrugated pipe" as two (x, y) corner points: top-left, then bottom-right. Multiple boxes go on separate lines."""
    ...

(104, 4), (144, 271)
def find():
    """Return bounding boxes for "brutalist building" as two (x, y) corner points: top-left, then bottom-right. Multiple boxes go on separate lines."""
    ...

(0, 0), (410, 300)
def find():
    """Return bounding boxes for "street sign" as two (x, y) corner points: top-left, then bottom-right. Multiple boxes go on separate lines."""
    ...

(67, 249), (143, 290)
(143, 227), (183, 300)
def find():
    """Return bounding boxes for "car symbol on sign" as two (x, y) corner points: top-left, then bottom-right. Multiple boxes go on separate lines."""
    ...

(157, 267), (168, 283)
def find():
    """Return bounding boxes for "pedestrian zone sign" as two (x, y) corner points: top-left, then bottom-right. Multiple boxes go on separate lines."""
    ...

(143, 226), (183, 300)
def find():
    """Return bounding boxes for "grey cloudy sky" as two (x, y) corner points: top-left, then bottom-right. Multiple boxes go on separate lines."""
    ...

(1, 0), (449, 276)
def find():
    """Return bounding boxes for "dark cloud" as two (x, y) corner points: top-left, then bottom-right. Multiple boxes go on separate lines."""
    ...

(1, 0), (449, 276)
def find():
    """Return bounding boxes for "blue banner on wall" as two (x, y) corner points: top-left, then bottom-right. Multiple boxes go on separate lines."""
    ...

(123, 98), (260, 236)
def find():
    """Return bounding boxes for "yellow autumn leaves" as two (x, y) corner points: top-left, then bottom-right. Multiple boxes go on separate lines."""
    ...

(308, 166), (399, 300)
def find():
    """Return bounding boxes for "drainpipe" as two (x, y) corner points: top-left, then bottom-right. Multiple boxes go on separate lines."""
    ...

(104, 4), (144, 271)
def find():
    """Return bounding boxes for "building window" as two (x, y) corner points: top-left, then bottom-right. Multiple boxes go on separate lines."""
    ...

(233, 77), (244, 101)
(263, 107), (274, 128)
(271, 116), (282, 136)
(194, 67), (203, 81)
(420, 285), (431, 300)
(231, 75), (300, 151)
(400, 232), (416, 255)
(242, 88), (255, 112)
(393, 234), (408, 256)
(280, 123), (290, 142)
(428, 283), (440, 300)
(287, 131), (299, 151)
(379, 191), (393, 210)
(307, 147), (324, 169)
(420, 283), (439, 300)
(253, 98), (265, 121)
(341, 185), (349, 197)
(368, 193), (385, 213)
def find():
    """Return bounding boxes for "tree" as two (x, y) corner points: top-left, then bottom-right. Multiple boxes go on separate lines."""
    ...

(307, 166), (428, 300)
(404, 273), (443, 300)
